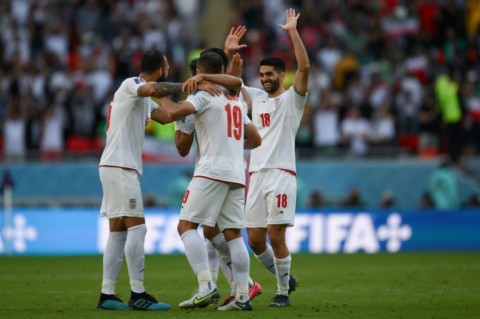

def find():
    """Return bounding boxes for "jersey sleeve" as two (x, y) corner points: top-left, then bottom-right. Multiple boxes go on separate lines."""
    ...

(186, 91), (210, 113)
(290, 86), (308, 110)
(244, 86), (264, 103)
(148, 98), (159, 113)
(123, 77), (146, 97)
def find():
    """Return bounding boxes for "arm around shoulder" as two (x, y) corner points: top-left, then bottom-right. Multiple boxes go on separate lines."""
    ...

(159, 96), (196, 121)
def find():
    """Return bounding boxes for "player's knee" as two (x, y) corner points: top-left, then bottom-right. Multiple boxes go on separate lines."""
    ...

(203, 225), (219, 240)
(177, 220), (196, 235)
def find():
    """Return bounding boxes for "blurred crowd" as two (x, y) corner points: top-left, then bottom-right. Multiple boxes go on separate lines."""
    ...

(1, 0), (480, 165)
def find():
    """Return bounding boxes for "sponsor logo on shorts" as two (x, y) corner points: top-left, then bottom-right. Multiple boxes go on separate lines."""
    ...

(129, 199), (136, 209)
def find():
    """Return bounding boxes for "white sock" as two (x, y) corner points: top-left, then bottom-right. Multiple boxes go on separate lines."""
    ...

(210, 233), (235, 289)
(228, 237), (250, 303)
(101, 231), (127, 295)
(219, 257), (236, 295)
(181, 230), (215, 293)
(206, 239), (219, 283)
(255, 243), (276, 275)
(125, 224), (146, 293)
(274, 255), (291, 296)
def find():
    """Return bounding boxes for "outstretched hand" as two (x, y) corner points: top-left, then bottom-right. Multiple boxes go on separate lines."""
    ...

(224, 25), (248, 53)
(278, 8), (299, 32)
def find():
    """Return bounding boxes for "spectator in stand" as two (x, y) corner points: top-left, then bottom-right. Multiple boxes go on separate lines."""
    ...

(462, 78), (480, 154)
(340, 188), (366, 208)
(419, 191), (435, 210)
(3, 96), (27, 162)
(370, 101), (396, 148)
(427, 159), (459, 210)
(40, 105), (64, 161)
(434, 71), (464, 164)
(341, 107), (371, 157)
(461, 194), (480, 208)
(418, 92), (441, 154)
(306, 188), (326, 209)
(395, 69), (423, 134)
(379, 190), (395, 209)
(313, 90), (341, 154)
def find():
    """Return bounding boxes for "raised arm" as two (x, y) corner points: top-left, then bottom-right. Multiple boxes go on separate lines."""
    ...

(224, 26), (248, 63)
(279, 8), (309, 95)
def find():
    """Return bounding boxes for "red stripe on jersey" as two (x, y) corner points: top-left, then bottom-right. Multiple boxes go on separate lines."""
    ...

(99, 165), (136, 171)
(249, 168), (296, 176)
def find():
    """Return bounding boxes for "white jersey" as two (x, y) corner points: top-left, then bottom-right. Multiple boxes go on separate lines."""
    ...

(187, 89), (251, 186)
(99, 77), (158, 175)
(246, 86), (307, 174)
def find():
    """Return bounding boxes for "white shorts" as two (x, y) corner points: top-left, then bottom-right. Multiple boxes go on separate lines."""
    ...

(99, 166), (144, 219)
(180, 177), (245, 231)
(245, 169), (296, 227)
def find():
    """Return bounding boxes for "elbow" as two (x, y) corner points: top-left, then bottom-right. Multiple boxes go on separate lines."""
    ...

(255, 137), (262, 148)
(176, 144), (190, 157)
(252, 136), (262, 149)
(299, 63), (310, 73)
(178, 149), (189, 157)
(166, 109), (181, 121)
(157, 116), (172, 125)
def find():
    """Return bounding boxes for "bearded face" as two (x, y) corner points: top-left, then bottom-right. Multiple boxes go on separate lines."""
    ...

(259, 66), (283, 94)
(157, 56), (170, 81)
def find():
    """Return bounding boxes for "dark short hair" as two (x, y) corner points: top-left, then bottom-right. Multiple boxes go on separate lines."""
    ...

(201, 47), (228, 69)
(197, 52), (223, 74)
(260, 56), (285, 72)
(141, 49), (165, 73)
(189, 58), (198, 76)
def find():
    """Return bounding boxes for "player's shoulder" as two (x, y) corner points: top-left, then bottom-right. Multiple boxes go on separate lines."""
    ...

(245, 86), (267, 99)
(122, 77), (146, 87)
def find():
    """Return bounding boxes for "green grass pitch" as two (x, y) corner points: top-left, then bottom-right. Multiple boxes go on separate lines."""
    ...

(0, 253), (479, 319)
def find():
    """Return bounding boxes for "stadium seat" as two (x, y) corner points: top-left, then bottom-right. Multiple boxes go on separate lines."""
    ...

(65, 136), (101, 154)
(398, 134), (419, 154)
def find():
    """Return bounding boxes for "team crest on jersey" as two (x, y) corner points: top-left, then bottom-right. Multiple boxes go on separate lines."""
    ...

(129, 198), (136, 209)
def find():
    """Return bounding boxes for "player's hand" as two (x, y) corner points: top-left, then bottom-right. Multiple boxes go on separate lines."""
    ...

(224, 25), (248, 54)
(197, 82), (222, 96)
(182, 75), (203, 94)
(227, 53), (243, 78)
(278, 8), (299, 32)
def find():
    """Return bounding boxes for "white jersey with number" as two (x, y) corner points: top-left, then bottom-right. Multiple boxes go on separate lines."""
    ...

(187, 89), (250, 186)
(246, 86), (307, 174)
(99, 77), (158, 175)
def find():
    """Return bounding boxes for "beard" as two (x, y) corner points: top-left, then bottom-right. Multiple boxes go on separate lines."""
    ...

(262, 78), (281, 93)
(156, 68), (167, 82)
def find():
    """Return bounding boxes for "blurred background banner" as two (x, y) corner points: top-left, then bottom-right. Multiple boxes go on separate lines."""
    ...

(1, 208), (479, 256)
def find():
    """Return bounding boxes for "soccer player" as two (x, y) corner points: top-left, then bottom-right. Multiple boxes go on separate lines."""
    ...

(176, 52), (262, 307)
(159, 52), (262, 311)
(243, 8), (310, 307)
(96, 49), (222, 311)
